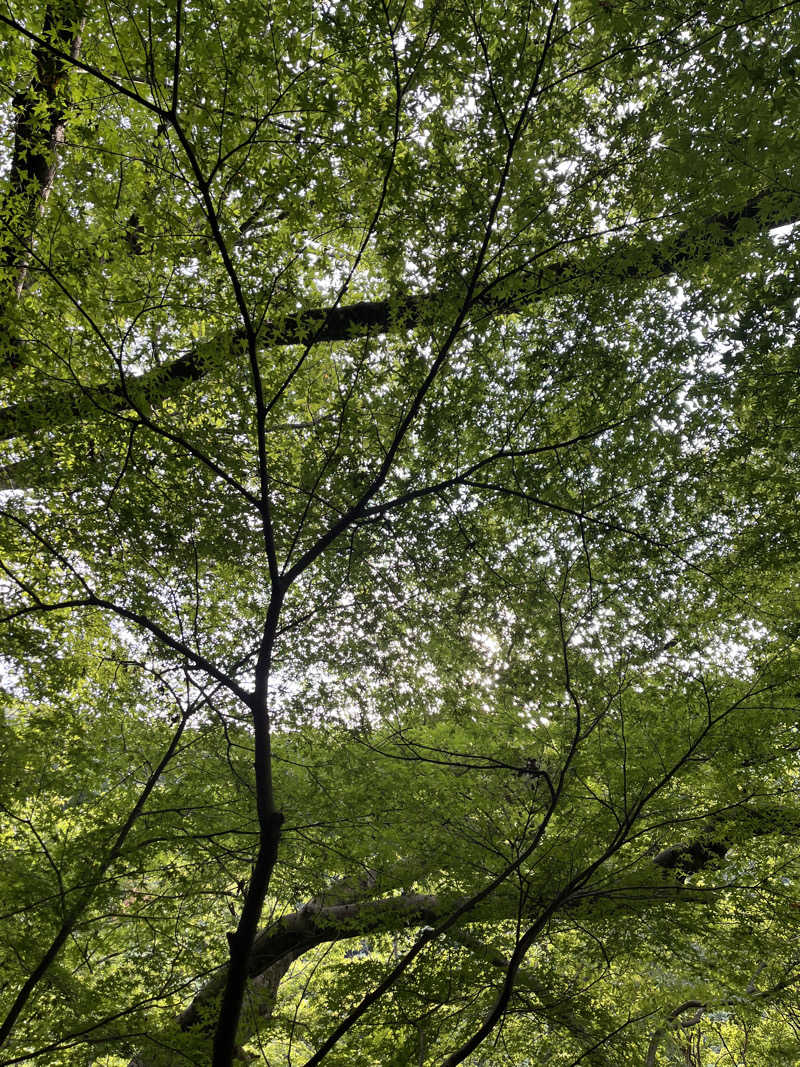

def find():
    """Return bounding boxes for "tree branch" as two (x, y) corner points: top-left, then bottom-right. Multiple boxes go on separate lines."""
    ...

(0, 186), (796, 444)
(126, 797), (795, 1063)
(446, 930), (613, 1067)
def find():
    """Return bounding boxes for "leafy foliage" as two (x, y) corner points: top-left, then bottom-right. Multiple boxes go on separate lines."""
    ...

(0, 0), (799, 1064)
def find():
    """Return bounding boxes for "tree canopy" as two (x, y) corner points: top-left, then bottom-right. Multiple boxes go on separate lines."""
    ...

(0, 0), (799, 1063)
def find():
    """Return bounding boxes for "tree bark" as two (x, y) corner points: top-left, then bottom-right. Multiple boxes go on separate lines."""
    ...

(210, 590), (285, 1067)
(0, 3), (85, 323)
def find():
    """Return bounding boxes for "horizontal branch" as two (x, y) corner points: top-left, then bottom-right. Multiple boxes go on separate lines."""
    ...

(125, 793), (800, 1066)
(176, 892), (447, 1035)
(132, 809), (781, 1065)
(1, 186), (797, 446)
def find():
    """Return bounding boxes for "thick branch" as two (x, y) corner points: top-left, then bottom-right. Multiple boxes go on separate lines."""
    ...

(127, 799), (800, 1064)
(131, 869), (718, 1062)
(178, 892), (447, 1036)
(0, 186), (797, 444)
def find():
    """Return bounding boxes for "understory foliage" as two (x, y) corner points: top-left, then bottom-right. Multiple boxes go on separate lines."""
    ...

(0, 0), (799, 1064)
